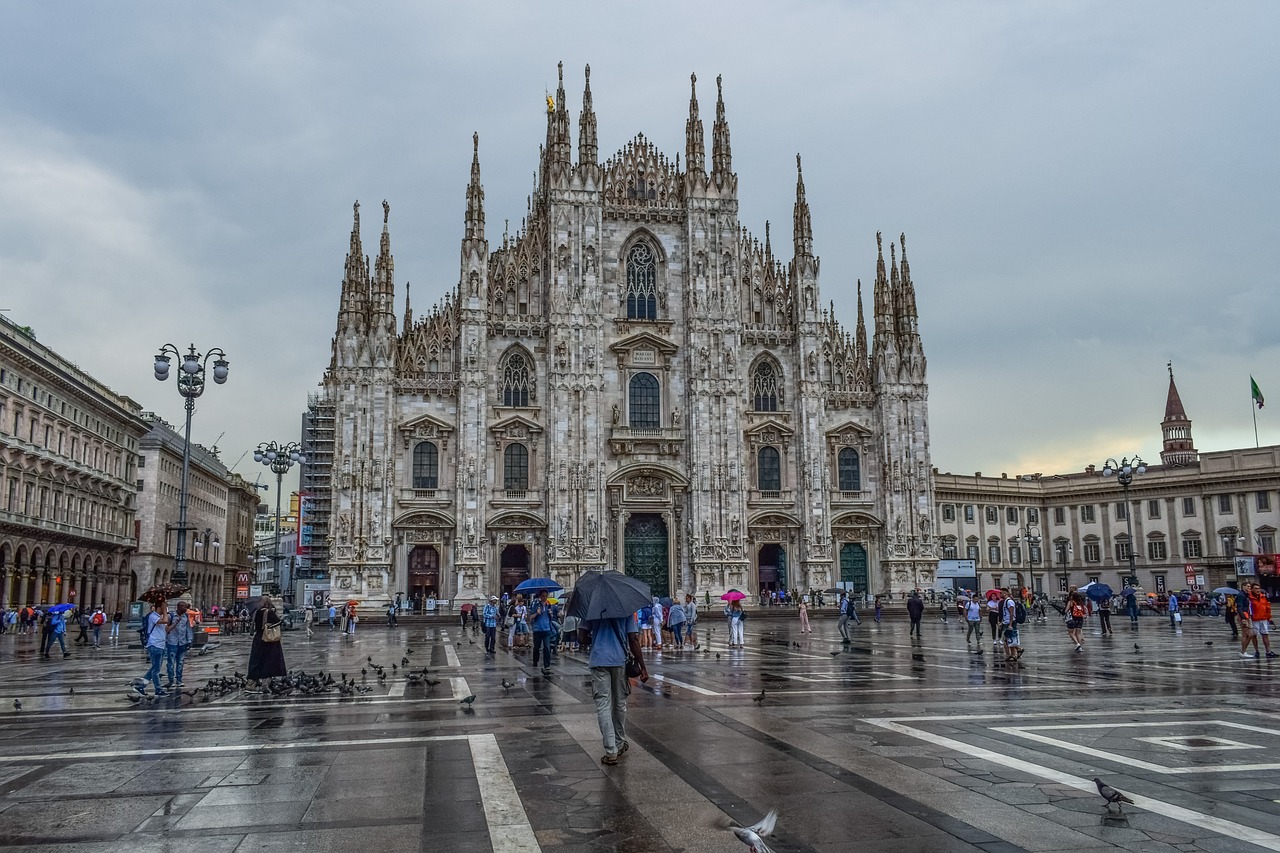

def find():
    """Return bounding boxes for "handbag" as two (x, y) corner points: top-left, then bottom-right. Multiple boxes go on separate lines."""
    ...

(1174, 612), (1182, 624)
(262, 615), (282, 643)
(614, 620), (643, 678)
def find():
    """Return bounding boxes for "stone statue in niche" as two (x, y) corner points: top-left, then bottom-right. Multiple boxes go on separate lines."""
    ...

(730, 515), (741, 540)
(612, 404), (621, 425)
(466, 515), (476, 544)
(466, 456), (476, 490)
(558, 513), (569, 543)
(587, 514), (598, 542)
(671, 407), (681, 427)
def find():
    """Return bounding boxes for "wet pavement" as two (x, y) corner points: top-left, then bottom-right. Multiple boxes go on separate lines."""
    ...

(2, 610), (1279, 852)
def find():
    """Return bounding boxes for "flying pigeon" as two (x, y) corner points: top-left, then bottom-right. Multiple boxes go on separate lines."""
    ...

(1094, 777), (1135, 812)
(728, 808), (778, 852)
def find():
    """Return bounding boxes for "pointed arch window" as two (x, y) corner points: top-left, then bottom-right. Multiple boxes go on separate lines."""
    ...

(838, 448), (861, 492)
(752, 360), (782, 411)
(626, 242), (658, 320)
(504, 444), (529, 491)
(501, 351), (532, 407)
(413, 441), (439, 490)
(758, 446), (781, 492)
(628, 372), (660, 429)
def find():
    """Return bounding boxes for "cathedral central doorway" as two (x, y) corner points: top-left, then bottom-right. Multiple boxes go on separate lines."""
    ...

(408, 545), (440, 611)
(500, 545), (530, 595)
(757, 544), (787, 594)
(839, 543), (869, 595)
(624, 513), (669, 598)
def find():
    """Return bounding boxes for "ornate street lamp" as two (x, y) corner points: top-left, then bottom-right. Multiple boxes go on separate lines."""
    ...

(153, 343), (229, 588)
(1102, 456), (1146, 584)
(1057, 541), (1073, 593)
(254, 441), (305, 601)
(1015, 523), (1041, 587)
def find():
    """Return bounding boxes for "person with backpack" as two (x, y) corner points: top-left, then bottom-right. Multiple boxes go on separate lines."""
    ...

(43, 609), (71, 659)
(1001, 590), (1024, 661)
(1065, 591), (1088, 652)
(74, 608), (91, 646)
(110, 608), (123, 643)
(1096, 593), (1114, 637)
(90, 607), (106, 647)
(964, 595), (984, 646)
(166, 602), (194, 687)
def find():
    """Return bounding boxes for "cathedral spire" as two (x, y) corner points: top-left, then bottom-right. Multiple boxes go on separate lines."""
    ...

(685, 72), (705, 175)
(764, 220), (772, 261)
(465, 132), (486, 243)
(856, 279), (868, 358)
(1160, 362), (1199, 465)
(897, 233), (919, 334)
(793, 153), (812, 259)
(340, 200), (369, 316)
(402, 282), (412, 336)
(544, 61), (572, 183)
(871, 231), (897, 368)
(711, 74), (736, 191)
(578, 64), (597, 165)
(372, 200), (395, 312)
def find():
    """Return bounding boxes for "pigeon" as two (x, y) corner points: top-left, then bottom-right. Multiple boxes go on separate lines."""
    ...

(1134, 644), (1141, 651)
(1205, 641), (1213, 646)
(501, 679), (514, 690)
(460, 694), (477, 706)
(911, 653), (926, 662)
(126, 693), (141, 703)
(405, 649), (413, 655)
(367, 656), (373, 663)
(1094, 777), (1135, 812)
(752, 690), (765, 704)
(361, 668), (367, 678)
(401, 657), (409, 667)
(425, 679), (441, 687)
(728, 808), (778, 852)
(829, 651), (841, 656)
(69, 687), (74, 696)
(213, 664), (219, 671)
(12, 699), (20, 710)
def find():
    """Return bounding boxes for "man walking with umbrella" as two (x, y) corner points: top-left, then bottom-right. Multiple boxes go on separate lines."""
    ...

(568, 571), (651, 766)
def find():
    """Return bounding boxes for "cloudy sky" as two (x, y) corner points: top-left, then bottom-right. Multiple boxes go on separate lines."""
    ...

(2, 1), (1277, 493)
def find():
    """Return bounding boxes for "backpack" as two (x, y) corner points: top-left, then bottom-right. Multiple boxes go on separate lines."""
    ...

(91, 612), (105, 626)
(1013, 600), (1027, 624)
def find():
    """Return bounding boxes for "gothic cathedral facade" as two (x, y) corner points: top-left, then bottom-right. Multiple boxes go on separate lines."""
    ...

(321, 65), (936, 607)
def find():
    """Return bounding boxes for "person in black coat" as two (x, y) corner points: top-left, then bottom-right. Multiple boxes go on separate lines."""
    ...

(906, 591), (925, 637)
(247, 595), (287, 686)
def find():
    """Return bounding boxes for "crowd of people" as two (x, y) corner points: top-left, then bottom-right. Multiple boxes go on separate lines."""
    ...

(0, 604), (124, 656)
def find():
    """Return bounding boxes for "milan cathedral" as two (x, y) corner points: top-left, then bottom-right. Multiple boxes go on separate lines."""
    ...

(320, 64), (935, 608)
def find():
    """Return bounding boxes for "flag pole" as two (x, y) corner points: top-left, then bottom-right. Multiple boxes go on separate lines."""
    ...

(1255, 399), (1260, 448)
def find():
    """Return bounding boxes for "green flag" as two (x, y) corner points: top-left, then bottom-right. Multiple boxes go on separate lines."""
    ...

(1252, 376), (1265, 409)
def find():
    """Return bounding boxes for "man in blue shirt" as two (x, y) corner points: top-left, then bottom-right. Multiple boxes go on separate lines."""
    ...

(583, 613), (647, 766)
(482, 596), (500, 654)
(530, 590), (554, 675)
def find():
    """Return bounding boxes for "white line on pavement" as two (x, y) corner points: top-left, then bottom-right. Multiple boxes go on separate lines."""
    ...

(470, 733), (541, 853)
(865, 716), (1280, 852)
(0, 734), (470, 764)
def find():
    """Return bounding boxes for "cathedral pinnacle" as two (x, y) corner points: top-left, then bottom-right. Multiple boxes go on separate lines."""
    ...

(793, 153), (813, 259)
(711, 74), (735, 191)
(465, 132), (486, 243)
(402, 281), (412, 336)
(578, 64), (597, 165)
(544, 60), (572, 180)
(685, 72), (705, 175)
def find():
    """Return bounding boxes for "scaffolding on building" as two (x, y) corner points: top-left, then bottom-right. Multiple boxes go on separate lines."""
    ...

(299, 391), (334, 582)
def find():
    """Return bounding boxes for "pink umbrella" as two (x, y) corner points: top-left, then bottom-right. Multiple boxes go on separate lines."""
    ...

(720, 590), (746, 601)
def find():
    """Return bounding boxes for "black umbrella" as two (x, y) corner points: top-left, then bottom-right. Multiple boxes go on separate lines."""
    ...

(566, 570), (652, 622)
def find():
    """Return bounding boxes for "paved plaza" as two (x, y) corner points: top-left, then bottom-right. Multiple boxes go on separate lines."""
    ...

(1, 609), (1279, 852)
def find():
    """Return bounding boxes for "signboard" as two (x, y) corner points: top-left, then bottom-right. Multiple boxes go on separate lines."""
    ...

(236, 572), (251, 585)
(1183, 564), (1197, 585)
(1195, 574), (1205, 587)
(1154, 575), (1166, 593)
(235, 586), (249, 600)
(936, 559), (977, 579)
(1236, 556), (1257, 577)
(249, 584), (263, 598)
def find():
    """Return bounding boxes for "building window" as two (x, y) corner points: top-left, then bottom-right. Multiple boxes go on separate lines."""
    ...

(1010, 544), (1022, 565)
(1218, 494), (1232, 514)
(1007, 507), (1019, 524)
(1182, 497), (1196, 517)
(964, 505), (975, 523)
(966, 544), (979, 562)
(501, 351), (532, 407)
(628, 372), (661, 428)
(1258, 492), (1272, 512)
(988, 544), (1002, 565)
(1148, 499), (1161, 519)
(1261, 534), (1276, 554)
(1027, 508), (1039, 524)
(625, 242), (658, 320)
(412, 442), (439, 490)
(751, 360), (782, 411)
(942, 541), (958, 559)
(1080, 505), (1096, 523)
(1054, 507), (1065, 525)
(1182, 538), (1202, 559)
(1083, 542), (1101, 562)
(942, 504), (956, 523)
(757, 447), (781, 492)
(503, 444), (529, 491)
(837, 448), (861, 492)
(1116, 502), (1128, 521)
(985, 506), (998, 524)
(1148, 540), (1167, 561)
(1115, 541), (1132, 562)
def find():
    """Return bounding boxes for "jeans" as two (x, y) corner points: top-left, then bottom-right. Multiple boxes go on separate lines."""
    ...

(145, 646), (165, 691)
(92, 626), (101, 646)
(590, 666), (629, 755)
(110, 623), (120, 640)
(484, 625), (497, 653)
(1098, 610), (1113, 635)
(838, 614), (851, 641)
(44, 631), (68, 656)
(1127, 603), (1139, 624)
(909, 617), (922, 636)
(166, 643), (189, 684)
(966, 620), (983, 642)
(532, 630), (552, 669)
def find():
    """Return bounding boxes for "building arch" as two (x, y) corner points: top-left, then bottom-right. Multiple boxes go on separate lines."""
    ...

(749, 355), (783, 412)
(498, 346), (535, 407)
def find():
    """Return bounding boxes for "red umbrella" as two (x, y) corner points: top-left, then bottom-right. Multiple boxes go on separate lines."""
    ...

(984, 589), (1003, 601)
(721, 590), (747, 601)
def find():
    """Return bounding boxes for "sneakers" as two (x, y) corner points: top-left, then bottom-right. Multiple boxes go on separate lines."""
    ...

(1243, 652), (1256, 658)
(618, 740), (629, 755)
(154, 689), (169, 696)
(1074, 645), (1083, 653)
(1267, 652), (1278, 659)
(601, 753), (619, 766)
(133, 683), (147, 696)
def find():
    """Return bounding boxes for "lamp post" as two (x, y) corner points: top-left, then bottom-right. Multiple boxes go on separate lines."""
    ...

(153, 344), (229, 588)
(1015, 523), (1041, 590)
(1057, 541), (1073, 593)
(254, 441), (305, 602)
(1102, 456), (1146, 585)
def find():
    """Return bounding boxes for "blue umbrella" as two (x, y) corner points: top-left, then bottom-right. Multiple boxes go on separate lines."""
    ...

(1084, 583), (1114, 602)
(48, 603), (75, 614)
(514, 577), (563, 593)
